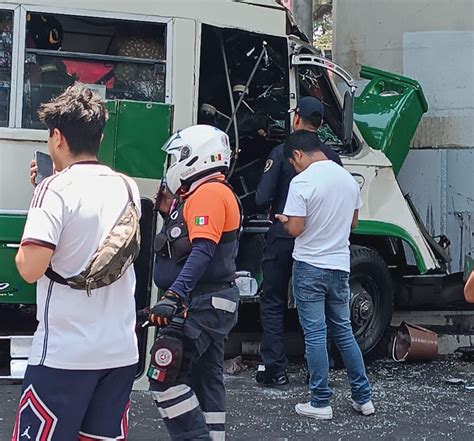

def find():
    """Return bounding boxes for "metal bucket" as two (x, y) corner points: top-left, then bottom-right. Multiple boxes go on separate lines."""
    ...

(392, 321), (438, 362)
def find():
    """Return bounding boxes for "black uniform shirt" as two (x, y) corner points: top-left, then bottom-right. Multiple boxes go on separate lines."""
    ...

(255, 137), (342, 238)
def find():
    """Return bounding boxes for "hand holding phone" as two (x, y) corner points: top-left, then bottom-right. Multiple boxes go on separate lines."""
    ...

(34, 151), (54, 186)
(29, 160), (38, 187)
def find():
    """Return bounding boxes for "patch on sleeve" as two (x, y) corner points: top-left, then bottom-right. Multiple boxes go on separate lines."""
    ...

(194, 216), (209, 226)
(264, 159), (273, 173)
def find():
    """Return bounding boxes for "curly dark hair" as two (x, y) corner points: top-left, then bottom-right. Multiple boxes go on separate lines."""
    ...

(38, 84), (108, 156)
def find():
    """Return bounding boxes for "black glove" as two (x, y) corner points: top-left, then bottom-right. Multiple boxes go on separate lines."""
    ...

(149, 290), (184, 327)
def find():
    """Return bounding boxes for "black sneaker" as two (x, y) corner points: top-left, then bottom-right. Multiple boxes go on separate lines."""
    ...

(256, 366), (289, 386)
(264, 371), (289, 386)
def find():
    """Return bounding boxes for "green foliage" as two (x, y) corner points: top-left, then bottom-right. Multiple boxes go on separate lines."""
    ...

(313, 1), (333, 50)
(314, 29), (332, 50)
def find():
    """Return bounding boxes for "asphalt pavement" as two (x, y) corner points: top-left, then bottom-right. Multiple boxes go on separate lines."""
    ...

(1, 356), (473, 440)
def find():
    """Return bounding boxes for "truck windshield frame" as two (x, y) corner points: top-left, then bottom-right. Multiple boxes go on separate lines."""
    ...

(295, 63), (360, 155)
(289, 39), (362, 155)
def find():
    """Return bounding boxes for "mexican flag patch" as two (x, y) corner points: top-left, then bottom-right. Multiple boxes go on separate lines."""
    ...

(195, 216), (209, 226)
(210, 153), (222, 162)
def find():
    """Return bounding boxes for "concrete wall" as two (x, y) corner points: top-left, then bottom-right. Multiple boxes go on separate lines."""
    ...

(398, 149), (473, 273)
(333, 0), (474, 273)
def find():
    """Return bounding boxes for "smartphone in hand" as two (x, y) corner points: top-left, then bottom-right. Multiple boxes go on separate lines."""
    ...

(34, 151), (54, 186)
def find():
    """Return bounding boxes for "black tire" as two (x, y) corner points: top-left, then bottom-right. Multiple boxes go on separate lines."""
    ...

(349, 245), (393, 358)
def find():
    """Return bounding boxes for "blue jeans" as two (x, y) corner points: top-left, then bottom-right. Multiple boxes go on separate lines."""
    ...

(293, 260), (372, 408)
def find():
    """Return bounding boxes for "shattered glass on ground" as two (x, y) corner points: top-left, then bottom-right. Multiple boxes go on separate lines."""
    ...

(0, 357), (472, 440)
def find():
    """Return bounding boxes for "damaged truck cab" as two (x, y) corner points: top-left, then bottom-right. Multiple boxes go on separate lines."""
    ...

(0, 1), (462, 383)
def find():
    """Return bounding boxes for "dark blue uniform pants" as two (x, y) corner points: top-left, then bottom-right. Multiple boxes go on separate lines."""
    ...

(260, 235), (294, 374)
(151, 288), (239, 441)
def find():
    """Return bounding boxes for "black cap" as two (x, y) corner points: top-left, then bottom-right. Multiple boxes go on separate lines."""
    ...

(289, 96), (325, 119)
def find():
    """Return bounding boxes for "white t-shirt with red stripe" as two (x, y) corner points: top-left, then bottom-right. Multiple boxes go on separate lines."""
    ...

(22, 162), (140, 370)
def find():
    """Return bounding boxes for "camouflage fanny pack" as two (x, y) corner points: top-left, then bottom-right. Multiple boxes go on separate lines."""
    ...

(46, 175), (141, 295)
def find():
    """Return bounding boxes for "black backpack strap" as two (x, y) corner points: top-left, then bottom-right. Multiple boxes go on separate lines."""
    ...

(45, 267), (68, 285)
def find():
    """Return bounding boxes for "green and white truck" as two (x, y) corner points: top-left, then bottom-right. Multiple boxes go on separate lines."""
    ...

(0, 0), (467, 386)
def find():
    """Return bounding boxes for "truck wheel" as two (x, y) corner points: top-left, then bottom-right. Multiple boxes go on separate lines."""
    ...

(349, 245), (393, 357)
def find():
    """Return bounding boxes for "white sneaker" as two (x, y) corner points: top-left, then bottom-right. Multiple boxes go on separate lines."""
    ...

(295, 402), (333, 420)
(351, 399), (375, 416)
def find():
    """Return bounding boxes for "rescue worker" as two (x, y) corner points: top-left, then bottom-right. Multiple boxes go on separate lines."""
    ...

(148, 125), (241, 440)
(256, 96), (342, 386)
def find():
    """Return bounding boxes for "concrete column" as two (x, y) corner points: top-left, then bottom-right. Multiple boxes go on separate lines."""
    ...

(292, 0), (313, 43)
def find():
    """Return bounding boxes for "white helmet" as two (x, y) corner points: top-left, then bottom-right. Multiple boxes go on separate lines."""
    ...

(162, 125), (231, 194)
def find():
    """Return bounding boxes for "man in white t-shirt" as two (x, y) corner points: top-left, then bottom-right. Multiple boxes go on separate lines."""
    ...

(12, 85), (140, 440)
(276, 130), (374, 420)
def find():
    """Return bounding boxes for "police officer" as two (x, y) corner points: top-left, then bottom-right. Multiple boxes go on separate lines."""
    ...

(256, 96), (342, 386)
(148, 125), (241, 441)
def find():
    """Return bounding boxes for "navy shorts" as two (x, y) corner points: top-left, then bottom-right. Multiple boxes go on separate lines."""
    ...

(12, 363), (137, 440)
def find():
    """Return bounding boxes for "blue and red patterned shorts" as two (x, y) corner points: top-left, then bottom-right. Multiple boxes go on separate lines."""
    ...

(11, 363), (136, 440)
